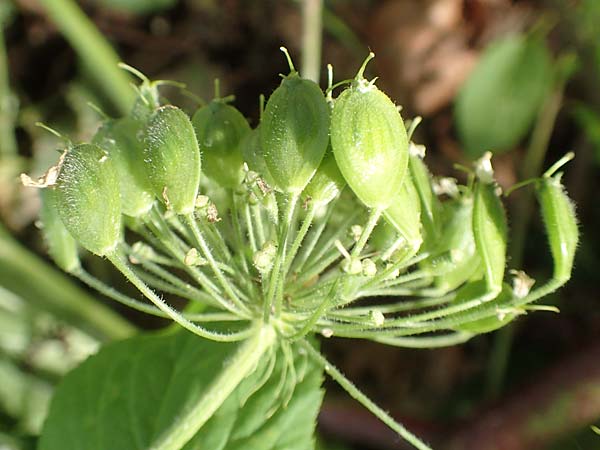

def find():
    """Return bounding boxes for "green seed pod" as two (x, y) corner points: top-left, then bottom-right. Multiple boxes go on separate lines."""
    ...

(472, 179), (508, 293)
(55, 144), (121, 256)
(302, 150), (346, 207)
(536, 174), (578, 283)
(93, 117), (154, 217)
(260, 61), (330, 194)
(39, 189), (80, 273)
(242, 127), (271, 181)
(143, 106), (201, 215)
(382, 175), (423, 258)
(421, 197), (483, 291)
(192, 100), (250, 188)
(331, 54), (408, 209)
(451, 281), (516, 334)
(408, 149), (442, 248)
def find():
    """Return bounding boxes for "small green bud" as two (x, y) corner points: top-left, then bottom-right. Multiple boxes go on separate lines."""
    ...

(39, 189), (80, 273)
(331, 53), (408, 208)
(260, 54), (330, 194)
(192, 101), (250, 188)
(369, 309), (385, 327)
(55, 144), (122, 256)
(253, 241), (277, 275)
(361, 258), (377, 277)
(341, 257), (362, 275)
(143, 106), (201, 215)
(93, 117), (154, 217)
(184, 248), (207, 266)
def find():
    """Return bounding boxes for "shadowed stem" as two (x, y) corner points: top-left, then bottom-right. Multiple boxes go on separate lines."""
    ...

(301, 339), (433, 450)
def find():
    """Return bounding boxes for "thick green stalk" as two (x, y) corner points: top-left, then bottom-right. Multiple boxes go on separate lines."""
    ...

(301, 0), (323, 83)
(150, 325), (277, 450)
(0, 224), (134, 340)
(38, 0), (134, 115)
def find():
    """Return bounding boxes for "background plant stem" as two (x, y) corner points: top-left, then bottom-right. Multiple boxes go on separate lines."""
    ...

(0, 224), (134, 340)
(301, 0), (323, 83)
(0, 23), (17, 158)
(38, 0), (135, 115)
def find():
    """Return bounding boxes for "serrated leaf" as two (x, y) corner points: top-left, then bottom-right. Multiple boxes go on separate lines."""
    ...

(39, 330), (323, 450)
(455, 33), (553, 158)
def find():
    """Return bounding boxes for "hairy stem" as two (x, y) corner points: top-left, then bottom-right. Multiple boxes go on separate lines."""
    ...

(151, 325), (277, 450)
(301, 339), (433, 450)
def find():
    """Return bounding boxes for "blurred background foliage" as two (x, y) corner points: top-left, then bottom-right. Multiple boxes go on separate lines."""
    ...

(1, 0), (600, 449)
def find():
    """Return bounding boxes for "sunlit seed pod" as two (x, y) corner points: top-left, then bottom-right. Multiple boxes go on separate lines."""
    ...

(143, 106), (201, 215)
(260, 68), (330, 194)
(192, 101), (250, 188)
(39, 189), (80, 273)
(536, 174), (579, 283)
(302, 149), (346, 207)
(92, 117), (154, 217)
(331, 55), (409, 208)
(55, 143), (122, 256)
(472, 179), (508, 293)
(382, 175), (423, 259)
(451, 281), (517, 334)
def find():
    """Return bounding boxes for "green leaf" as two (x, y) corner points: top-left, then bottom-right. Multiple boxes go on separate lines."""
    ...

(39, 330), (323, 450)
(455, 33), (553, 158)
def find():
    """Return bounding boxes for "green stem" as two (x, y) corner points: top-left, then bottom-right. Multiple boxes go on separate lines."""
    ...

(351, 208), (382, 257)
(0, 224), (134, 340)
(301, 0), (323, 83)
(38, 0), (135, 114)
(301, 340), (433, 450)
(283, 202), (316, 276)
(185, 214), (250, 316)
(75, 268), (238, 322)
(108, 249), (252, 342)
(373, 332), (473, 348)
(264, 193), (297, 321)
(150, 325), (277, 450)
(293, 201), (335, 273)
